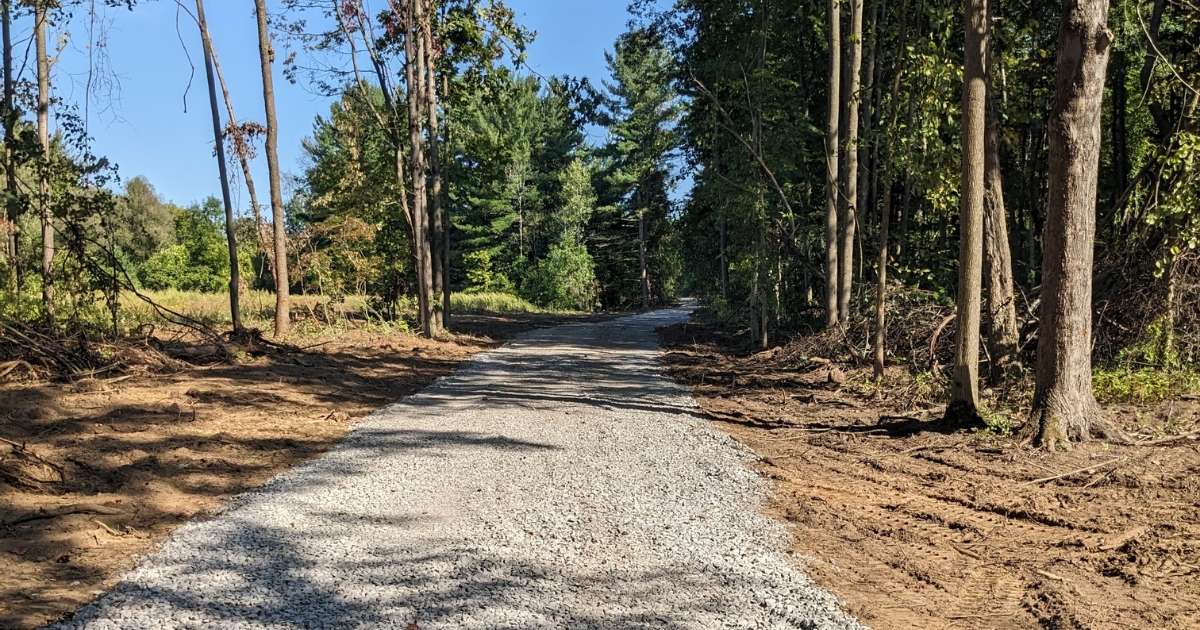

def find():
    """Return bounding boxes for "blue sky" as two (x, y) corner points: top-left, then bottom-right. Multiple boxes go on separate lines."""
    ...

(45, 0), (638, 210)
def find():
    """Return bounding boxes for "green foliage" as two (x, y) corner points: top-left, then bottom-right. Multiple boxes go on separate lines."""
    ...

(297, 86), (411, 305)
(112, 176), (177, 264)
(594, 28), (679, 308)
(450, 291), (561, 314)
(462, 249), (514, 293)
(137, 198), (233, 293)
(978, 406), (1015, 437)
(1093, 367), (1200, 405)
(523, 242), (598, 311)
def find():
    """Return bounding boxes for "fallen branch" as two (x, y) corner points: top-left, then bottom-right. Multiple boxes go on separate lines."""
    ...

(91, 518), (126, 537)
(1135, 432), (1199, 447)
(0, 359), (33, 380)
(1023, 458), (1123, 486)
(929, 314), (955, 372)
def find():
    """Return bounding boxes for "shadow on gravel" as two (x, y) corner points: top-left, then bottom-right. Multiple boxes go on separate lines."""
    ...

(396, 312), (711, 423)
(63, 517), (762, 629)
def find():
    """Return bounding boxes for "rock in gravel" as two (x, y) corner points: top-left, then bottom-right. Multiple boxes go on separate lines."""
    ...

(54, 304), (863, 630)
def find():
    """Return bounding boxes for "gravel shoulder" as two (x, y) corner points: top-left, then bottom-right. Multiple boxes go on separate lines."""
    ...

(55, 306), (861, 629)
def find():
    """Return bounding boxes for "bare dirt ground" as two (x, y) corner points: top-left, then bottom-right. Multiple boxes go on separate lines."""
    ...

(659, 314), (1200, 630)
(0, 312), (591, 629)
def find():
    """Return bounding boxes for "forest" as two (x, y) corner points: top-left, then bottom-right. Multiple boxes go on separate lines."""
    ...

(0, 0), (1198, 628)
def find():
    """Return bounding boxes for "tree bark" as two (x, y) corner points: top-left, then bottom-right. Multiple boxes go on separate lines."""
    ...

(2, 0), (16, 291)
(253, 0), (291, 337)
(873, 181), (891, 381)
(207, 41), (273, 290)
(1026, 0), (1116, 450)
(196, 0), (241, 331)
(718, 211), (728, 299)
(983, 4), (1020, 381)
(404, 0), (435, 337)
(35, 2), (51, 319)
(639, 207), (650, 309)
(946, 0), (987, 424)
(824, 0), (841, 328)
(420, 2), (446, 330)
(837, 0), (862, 323)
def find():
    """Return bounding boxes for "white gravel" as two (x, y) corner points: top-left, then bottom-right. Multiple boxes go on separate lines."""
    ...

(55, 306), (863, 629)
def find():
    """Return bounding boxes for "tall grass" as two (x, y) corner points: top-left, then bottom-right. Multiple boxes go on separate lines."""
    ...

(451, 291), (573, 315)
(120, 290), (369, 328)
(118, 290), (575, 334)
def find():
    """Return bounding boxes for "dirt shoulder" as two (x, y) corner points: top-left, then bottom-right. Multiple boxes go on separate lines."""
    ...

(0, 312), (592, 629)
(659, 315), (1200, 629)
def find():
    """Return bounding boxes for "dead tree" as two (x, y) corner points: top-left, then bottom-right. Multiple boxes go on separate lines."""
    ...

(195, 0), (241, 331)
(254, 0), (292, 337)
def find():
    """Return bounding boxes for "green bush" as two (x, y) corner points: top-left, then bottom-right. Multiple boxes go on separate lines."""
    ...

(451, 291), (553, 314)
(137, 198), (233, 293)
(463, 249), (515, 294)
(1093, 367), (1200, 404)
(521, 242), (598, 311)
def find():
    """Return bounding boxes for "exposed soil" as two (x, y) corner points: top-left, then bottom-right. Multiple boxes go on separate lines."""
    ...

(659, 314), (1200, 630)
(0, 312), (591, 629)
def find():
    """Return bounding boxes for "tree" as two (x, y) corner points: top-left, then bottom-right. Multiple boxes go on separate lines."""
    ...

(603, 29), (678, 310)
(420, 3), (448, 329)
(982, 2), (1019, 380)
(195, 0), (241, 331)
(945, 0), (988, 424)
(524, 157), (598, 310)
(114, 176), (175, 262)
(404, 0), (438, 336)
(837, 0), (862, 322)
(1025, 0), (1117, 449)
(824, 0), (841, 328)
(35, 0), (51, 318)
(254, 0), (292, 337)
(1, 0), (15, 289)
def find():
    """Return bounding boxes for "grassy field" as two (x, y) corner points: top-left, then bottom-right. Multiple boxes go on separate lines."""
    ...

(118, 289), (571, 335)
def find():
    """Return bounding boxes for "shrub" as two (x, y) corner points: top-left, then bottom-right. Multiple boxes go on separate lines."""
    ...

(463, 249), (515, 294)
(521, 242), (598, 311)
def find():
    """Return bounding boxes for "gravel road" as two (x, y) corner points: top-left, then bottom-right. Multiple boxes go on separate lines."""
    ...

(56, 306), (862, 629)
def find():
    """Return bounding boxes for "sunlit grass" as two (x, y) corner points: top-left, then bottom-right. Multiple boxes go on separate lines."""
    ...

(451, 291), (574, 315)
(1093, 366), (1200, 405)
(117, 289), (576, 335)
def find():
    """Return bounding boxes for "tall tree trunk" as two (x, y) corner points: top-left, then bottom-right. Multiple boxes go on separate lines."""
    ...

(946, 0), (988, 423)
(439, 73), (451, 324)
(718, 211), (728, 299)
(639, 207), (650, 309)
(824, 0), (841, 327)
(983, 4), (1020, 381)
(2, 0), (16, 291)
(35, 2), (51, 319)
(196, 0), (241, 331)
(1026, 0), (1117, 449)
(208, 45), (273, 289)
(837, 0), (862, 322)
(404, 0), (434, 337)
(253, 0), (291, 337)
(873, 181), (891, 381)
(420, 3), (446, 330)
